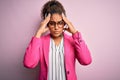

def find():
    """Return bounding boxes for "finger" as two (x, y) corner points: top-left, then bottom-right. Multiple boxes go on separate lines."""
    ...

(43, 13), (51, 26)
(62, 13), (66, 21)
(45, 13), (51, 22)
(44, 27), (49, 32)
(62, 13), (68, 23)
(47, 13), (51, 17)
(62, 13), (65, 17)
(62, 14), (73, 28)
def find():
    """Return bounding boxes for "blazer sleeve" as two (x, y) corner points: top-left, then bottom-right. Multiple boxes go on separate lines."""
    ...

(23, 37), (42, 68)
(72, 32), (92, 65)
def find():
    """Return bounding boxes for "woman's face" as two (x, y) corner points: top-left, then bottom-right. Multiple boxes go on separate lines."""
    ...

(47, 13), (65, 38)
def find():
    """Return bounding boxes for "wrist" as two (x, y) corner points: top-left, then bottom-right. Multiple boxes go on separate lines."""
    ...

(35, 31), (42, 38)
(35, 33), (41, 38)
(72, 30), (77, 34)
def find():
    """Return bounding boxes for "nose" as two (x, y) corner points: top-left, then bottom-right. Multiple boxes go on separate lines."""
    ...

(54, 24), (59, 30)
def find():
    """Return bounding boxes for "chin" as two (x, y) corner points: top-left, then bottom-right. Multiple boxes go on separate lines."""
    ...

(51, 33), (63, 38)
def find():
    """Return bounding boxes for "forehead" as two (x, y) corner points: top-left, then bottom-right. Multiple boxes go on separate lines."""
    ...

(50, 13), (62, 21)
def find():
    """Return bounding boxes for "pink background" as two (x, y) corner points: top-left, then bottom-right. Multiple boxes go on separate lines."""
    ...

(0, 0), (120, 80)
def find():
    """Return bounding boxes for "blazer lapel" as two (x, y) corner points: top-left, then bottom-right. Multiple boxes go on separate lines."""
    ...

(63, 33), (69, 66)
(43, 34), (50, 67)
(43, 33), (69, 67)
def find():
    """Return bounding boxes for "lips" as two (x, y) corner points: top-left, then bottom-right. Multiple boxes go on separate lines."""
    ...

(54, 31), (60, 34)
(54, 32), (59, 34)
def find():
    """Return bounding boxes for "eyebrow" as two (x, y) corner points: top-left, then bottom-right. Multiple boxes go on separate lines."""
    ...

(49, 20), (63, 22)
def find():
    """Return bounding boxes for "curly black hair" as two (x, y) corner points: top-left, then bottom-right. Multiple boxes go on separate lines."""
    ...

(41, 0), (66, 19)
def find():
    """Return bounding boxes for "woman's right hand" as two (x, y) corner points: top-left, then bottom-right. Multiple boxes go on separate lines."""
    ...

(35, 13), (51, 38)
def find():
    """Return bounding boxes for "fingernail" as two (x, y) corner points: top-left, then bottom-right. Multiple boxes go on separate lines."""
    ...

(62, 13), (64, 16)
(48, 13), (51, 16)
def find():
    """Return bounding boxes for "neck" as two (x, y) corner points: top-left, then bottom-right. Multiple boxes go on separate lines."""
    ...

(51, 34), (63, 46)
(54, 35), (62, 40)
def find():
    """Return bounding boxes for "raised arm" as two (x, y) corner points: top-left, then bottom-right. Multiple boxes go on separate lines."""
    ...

(62, 13), (92, 65)
(24, 37), (41, 68)
(72, 32), (92, 65)
(23, 14), (51, 68)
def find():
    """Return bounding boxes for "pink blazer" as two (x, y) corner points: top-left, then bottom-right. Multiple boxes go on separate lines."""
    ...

(24, 32), (92, 80)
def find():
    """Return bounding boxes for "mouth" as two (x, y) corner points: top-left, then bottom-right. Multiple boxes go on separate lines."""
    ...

(54, 31), (60, 34)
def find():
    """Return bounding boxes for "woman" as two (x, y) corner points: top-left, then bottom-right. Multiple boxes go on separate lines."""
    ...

(23, 0), (92, 80)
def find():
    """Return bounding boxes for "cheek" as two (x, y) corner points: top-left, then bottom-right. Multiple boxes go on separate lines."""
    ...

(60, 28), (64, 32)
(59, 26), (64, 30)
(49, 27), (54, 32)
(49, 27), (64, 32)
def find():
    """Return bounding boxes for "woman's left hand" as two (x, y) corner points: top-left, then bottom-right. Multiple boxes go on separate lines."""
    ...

(62, 13), (77, 34)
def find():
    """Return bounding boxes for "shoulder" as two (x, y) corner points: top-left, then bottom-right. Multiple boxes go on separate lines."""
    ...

(64, 32), (74, 42)
(40, 33), (50, 39)
(64, 32), (72, 39)
(39, 33), (51, 44)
